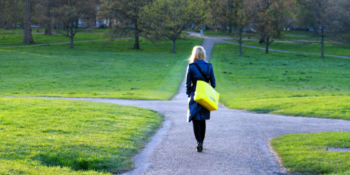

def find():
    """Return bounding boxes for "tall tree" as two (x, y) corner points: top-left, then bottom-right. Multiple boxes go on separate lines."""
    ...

(140, 0), (205, 53)
(251, 0), (290, 54)
(52, 0), (96, 48)
(0, 0), (24, 30)
(297, 0), (330, 57)
(97, 0), (114, 29)
(327, 0), (350, 45)
(0, 0), (5, 28)
(99, 0), (152, 50)
(23, 0), (34, 43)
(34, 0), (54, 35)
(206, 0), (222, 31)
(227, 0), (252, 56)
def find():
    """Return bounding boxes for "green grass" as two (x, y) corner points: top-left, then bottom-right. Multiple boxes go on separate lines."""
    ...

(204, 29), (327, 41)
(0, 97), (163, 174)
(228, 39), (350, 57)
(0, 30), (113, 47)
(0, 37), (203, 100)
(283, 34), (320, 41)
(271, 132), (350, 174)
(211, 43), (350, 120)
(203, 29), (259, 38)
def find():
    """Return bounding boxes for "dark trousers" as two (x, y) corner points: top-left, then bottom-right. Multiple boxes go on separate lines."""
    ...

(192, 120), (206, 143)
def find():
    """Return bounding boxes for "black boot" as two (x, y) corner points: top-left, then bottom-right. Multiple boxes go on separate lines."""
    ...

(197, 142), (203, 152)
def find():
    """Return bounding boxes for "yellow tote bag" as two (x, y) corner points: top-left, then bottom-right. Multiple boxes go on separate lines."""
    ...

(194, 80), (220, 111)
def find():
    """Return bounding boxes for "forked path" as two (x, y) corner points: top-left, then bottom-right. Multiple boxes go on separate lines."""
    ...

(51, 38), (350, 175)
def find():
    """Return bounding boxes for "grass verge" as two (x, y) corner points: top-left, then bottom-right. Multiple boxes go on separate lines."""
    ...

(210, 43), (350, 120)
(204, 29), (326, 41)
(0, 29), (115, 47)
(227, 39), (350, 57)
(0, 37), (203, 100)
(0, 97), (163, 174)
(271, 132), (350, 174)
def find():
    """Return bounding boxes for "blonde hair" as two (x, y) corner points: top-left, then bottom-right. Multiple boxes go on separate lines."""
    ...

(188, 46), (206, 63)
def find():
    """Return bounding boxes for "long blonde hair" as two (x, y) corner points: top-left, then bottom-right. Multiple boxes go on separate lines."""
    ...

(188, 46), (206, 63)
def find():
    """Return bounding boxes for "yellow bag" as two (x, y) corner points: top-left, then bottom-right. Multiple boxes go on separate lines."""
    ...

(194, 80), (220, 111)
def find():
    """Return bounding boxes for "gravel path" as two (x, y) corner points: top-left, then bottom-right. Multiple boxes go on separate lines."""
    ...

(40, 37), (350, 175)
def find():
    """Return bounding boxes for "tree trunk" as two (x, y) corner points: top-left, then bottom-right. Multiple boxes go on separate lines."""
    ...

(265, 37), (269, 54)
(172, 40), (176, 53)
(312, 26), (319, 37)
(44, 1), (52, 35)
(134, 20), (140, 50)
(70, 26), (74, 48)
(221, 24), (225, 32)
(37, 24), (39, 32)
(260, 33), (265, 44)
(45, 23), (52, 35)
(75, 19), (78, 30)
(229, 23), (233, 33)
(239, 32), (243, 56)
(321, 27), (324, 58)
(23, 0), (34, 43)
(239, 41), (242, 56)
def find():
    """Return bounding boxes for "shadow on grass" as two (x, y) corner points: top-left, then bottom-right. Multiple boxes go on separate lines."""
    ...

(251, 109), (275, 114)
(31, 145), (134, 172)
(33, 152), (100, 170)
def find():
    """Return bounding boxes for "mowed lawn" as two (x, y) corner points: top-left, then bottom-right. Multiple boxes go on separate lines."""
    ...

(271, 132), (350, 175)
(0, 97), (163, 174)
(211, 43), (350, 120)
(0, 37), (203, 100)
(230, 39), (350, 57)
(0, 29), (113, 47)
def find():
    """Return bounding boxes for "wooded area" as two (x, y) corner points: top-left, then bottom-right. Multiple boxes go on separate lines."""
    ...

(0, 0), (349, 54)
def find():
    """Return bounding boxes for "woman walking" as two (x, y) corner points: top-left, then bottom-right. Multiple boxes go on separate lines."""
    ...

(186, 46), (216, 152)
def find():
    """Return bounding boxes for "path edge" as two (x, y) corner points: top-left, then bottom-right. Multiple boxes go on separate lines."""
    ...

(267, 139), (289, 175)
(122, 119), (172, 175)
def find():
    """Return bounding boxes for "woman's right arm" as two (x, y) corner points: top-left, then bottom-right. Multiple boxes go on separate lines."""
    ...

(185, 65), (192, 97)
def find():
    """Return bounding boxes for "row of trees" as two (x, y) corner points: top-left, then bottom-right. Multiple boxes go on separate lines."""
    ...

(207, 0), (350, 57)
(0, 0), (204, 51)
(0, 0), (349, 55)
(0, 0), (97, 47)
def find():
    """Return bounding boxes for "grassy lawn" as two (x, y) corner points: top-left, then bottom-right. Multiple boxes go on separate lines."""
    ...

(204, 29), (326, 41)
(271, 132), (350, 174)
(0, 97), (163, 174)
(0, 29), (114, 47)
(0, 37), (202, 100)
(227, 39), (350, 57)
(203, 29), (259, 38)
(211, 43), (350, 120)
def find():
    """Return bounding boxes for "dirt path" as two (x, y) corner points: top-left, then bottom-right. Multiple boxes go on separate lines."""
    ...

(38, 37), (350, 175)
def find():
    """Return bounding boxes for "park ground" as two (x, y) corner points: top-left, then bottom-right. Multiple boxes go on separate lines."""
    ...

(1, 29), (350, 174)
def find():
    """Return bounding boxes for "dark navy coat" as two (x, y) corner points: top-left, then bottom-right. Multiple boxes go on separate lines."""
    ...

(186, 60), (216, 122)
